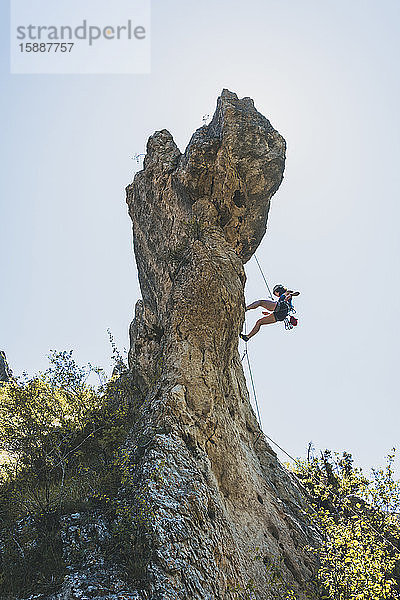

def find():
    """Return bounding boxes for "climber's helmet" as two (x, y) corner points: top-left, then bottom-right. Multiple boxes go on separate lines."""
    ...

(273, 284), (287, 297)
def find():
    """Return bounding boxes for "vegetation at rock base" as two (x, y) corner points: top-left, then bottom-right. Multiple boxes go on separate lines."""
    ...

(0, 349), (399, 600)
(291, 448), (400, 600)
(0, 347), (139, 598)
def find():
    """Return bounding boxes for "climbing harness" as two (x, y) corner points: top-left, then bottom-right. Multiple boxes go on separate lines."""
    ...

(255, 254), (298, 330)
(283, 296), (298, 330)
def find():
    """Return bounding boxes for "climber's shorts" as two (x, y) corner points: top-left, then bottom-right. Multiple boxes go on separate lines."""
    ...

(273, 301), (289, 322)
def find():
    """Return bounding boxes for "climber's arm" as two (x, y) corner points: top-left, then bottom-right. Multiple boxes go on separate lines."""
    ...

(285, 290), (300, 300)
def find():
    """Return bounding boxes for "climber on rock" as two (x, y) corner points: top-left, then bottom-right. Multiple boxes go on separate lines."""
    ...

(240, 285), (300, 341)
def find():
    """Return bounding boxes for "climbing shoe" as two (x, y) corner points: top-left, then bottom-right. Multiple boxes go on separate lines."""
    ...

(240, 334), (249, 342)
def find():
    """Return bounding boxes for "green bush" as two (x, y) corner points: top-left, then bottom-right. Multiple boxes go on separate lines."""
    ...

(1, 349), (399, 600)
(292, 449), (400, 600)
(0, 349), (136, 598)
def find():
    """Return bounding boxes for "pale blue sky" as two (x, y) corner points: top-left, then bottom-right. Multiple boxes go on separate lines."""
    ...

(1, 0), (399, 474)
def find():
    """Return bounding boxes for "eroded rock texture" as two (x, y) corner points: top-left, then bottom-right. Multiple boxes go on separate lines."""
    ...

(124, 90), (318, 599)
(0, 351), (10, 382)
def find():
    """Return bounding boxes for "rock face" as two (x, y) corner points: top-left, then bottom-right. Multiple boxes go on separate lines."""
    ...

(0, 351), (10, 382)
(124, 90), (318, 599)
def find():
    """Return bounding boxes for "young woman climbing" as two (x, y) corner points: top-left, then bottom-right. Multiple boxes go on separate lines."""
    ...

(240, 284), (300, 341)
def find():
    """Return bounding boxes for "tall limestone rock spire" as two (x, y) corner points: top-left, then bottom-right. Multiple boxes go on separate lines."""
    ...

(125, 90), (318, 599)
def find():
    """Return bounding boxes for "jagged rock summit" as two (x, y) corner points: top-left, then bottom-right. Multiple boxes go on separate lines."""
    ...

(124, 90), (318, 598)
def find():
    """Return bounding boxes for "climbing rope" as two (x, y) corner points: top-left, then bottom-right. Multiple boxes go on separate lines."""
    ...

(242, 255), (301, 455)
(240, 337), (400, 551)
(242, 254), (274, 428)
(245, 348), (263, 428)
(241, 258), (399, 553)
(243, 316), (263, 427)
(240, 333), (400, 556)
(242, 324), (307, 466)
(242, 330), (297, 462)
(254, 254), (273, 298)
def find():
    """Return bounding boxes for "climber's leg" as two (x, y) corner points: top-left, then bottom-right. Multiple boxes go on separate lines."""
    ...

(246, 314), (276, 339)
(246, 299), (277, 311)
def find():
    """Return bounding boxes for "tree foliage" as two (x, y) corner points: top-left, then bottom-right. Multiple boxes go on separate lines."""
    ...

(0, 350), (399, 599)
(293, 449), (400, 600)
(0, 349), (135, 597)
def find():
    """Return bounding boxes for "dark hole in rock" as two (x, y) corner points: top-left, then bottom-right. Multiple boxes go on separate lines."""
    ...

(219, 207), (231, 227)
(267, 523), (280, 540)
(182, 432), (198, 457)
(207, 501), (216, 521)
(233, 189), (245, 208)
(262, 554), (272, 567)
(257, 494), (264, 504)
(150, 325), (164, 343)
(283, 553), (301, 583)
